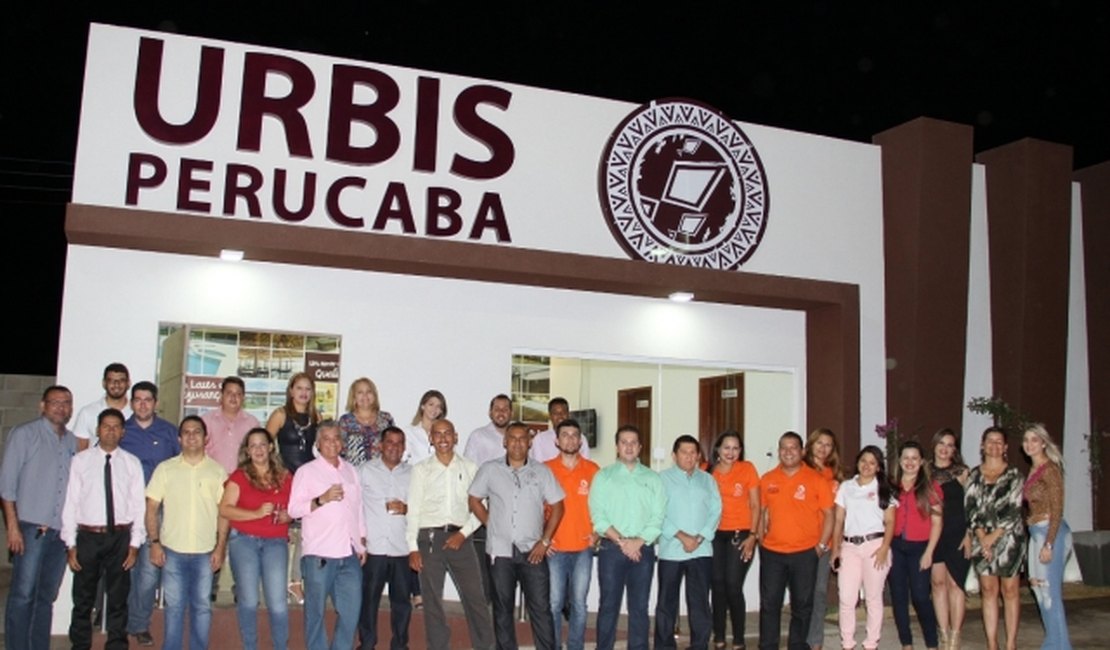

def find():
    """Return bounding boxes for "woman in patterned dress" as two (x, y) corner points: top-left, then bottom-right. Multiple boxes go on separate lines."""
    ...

(927, 428), (971, 650)
(965, 426), (1025, 650)
(337, 377), (394, 466)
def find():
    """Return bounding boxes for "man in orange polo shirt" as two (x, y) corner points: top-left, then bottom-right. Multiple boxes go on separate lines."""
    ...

(757, 431), (834, 650)
(544, 418), (599, 650)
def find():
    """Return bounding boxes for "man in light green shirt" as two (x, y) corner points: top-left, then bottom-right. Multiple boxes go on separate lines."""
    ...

(588, 425), (666, 650)
(654, 434), (722, 650)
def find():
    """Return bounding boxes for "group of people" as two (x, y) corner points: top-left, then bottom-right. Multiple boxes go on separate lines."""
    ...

(0, 361), (1075, 650)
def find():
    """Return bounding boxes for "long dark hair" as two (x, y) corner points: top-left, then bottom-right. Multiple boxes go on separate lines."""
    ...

(856, 445), (893, 509)
(894, 440), (933, 518)
(927, 427), (967, 469)
(238, 427), (289, 490)
(709, 430), (744, 472)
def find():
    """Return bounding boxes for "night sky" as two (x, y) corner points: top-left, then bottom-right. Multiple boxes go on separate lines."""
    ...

(2, 2), (1106, 375)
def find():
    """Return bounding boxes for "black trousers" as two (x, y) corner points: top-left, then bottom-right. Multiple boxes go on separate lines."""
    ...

(758, 546), (817, 650)
(69, 528), (132, 650)
(490, 548), (555, 650)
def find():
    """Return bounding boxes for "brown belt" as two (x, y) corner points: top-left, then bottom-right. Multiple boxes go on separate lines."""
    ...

(77, 524), (132, 534)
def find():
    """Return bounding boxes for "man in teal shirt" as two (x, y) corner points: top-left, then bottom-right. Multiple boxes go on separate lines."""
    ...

(588, 425), (666, 650)
(654, 435), (722, 650)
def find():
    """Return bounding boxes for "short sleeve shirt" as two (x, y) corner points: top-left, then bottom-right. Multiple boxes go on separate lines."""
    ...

(469, 457), (564, 558)
(713, 460), (760, 531)
(760, 464), (834, 553)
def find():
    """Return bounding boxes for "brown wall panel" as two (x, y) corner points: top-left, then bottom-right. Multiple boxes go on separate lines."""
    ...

(1075, 161), (1110, 528)
(976, 139), (1073, 466)
(873, 118), (974, 445)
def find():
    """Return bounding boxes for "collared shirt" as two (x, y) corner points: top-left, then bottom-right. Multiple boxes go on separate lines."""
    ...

(836, 475), (897, 537)
(658, 466), (720, 561)
(202, 408), (260, 474)
(0, 416), (77, 530)
(359, 458), (411, 557)
(119, 415), (180, 484)
(545, 456), (600, 552)
(406, 453), (481, 552)
(61, 446), (146, 548)
(289, 455), (367, 559)
(529, 427), (591, 463)
(402, 424), (434, 465)
(469, 456), (564, 558)
(72, 396), (133, 445)
(146, 454), (227, 553)
(463, 422), (505, 465)
(760, 463), (834, 553)
(588, 461), (666, 544)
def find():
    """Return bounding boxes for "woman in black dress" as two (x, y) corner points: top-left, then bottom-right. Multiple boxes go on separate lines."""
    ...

(927, 428), (971, 650)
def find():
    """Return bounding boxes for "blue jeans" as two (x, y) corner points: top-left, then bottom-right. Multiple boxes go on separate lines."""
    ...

(889, 537), (938, 648)
(162, 547), (214, 650)
(302, 553), (362, 650)
(228, 530), (290, 650)
(127, 541), (163, 634)
(654, 557), (712, 650)
(596, 539), (655, 650)
(4, 522), (68, 650)
(548, 548), (593, 650)
(1028, 520), (1072, 650)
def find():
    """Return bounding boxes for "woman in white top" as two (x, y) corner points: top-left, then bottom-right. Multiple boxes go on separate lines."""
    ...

(830, 445), (896, 650)
(404, 389), (447, 464)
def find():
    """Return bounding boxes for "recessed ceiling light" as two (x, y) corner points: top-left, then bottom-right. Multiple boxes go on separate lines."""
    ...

(668, 291), (694, 303)
(219, 249), (244, 261)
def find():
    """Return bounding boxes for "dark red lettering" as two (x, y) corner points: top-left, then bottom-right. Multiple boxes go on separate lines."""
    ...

(325, 177), (365, 227)
(273, 169), (316, 222)
(177, 158), (213, 212)
(468, 192), (511, 242)
(426, 186), (463, 237)
(326, 65), (401, 165)
(450, 85), (515, 180)
(372, 182), (416, 233)
(133, 38), (224, 144)
(125, 152), (167, 205)
(238, 53), (315, 157)
(413, 76), (440, 172)
(223, 164), (263, 217)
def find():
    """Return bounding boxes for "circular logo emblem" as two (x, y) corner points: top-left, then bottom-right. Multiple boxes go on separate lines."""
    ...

(598, 99), (769, 270)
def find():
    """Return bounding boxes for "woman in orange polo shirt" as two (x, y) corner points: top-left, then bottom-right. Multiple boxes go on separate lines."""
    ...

(709, 431), (760, 650)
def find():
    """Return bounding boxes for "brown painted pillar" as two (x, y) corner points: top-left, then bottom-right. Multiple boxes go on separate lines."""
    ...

(976, 139), (1073, 466)
(873, 118), (974, 446)
(1075, 161), (1110, 528)
(806, 299), (860, 458)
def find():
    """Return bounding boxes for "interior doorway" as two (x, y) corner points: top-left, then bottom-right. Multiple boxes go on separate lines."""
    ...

(617, 386), (653, 466)
(698, 372), (745, 460)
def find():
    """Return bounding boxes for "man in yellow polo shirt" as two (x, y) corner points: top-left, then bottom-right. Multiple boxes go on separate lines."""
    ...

(144, 415), (228, 650)
(757, 431), (834, 650)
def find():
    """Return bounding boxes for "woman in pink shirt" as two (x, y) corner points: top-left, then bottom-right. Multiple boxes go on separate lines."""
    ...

(219, 428), (293, 650)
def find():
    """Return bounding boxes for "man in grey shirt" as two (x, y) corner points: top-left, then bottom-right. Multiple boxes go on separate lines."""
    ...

(469, 421), (565, 650)
(1, 385), (77, 650)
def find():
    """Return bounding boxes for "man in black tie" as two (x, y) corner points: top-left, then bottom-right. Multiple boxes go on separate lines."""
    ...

(61, 408), (147, 650)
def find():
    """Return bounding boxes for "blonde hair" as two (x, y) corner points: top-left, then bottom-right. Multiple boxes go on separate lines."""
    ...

(1024, 423), (1065, 471)
(345, 377), (380, 414)
(804, 427), (843, 480)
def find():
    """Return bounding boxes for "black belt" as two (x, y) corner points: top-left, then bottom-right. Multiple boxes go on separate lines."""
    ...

(420, 524), (462, 533)
(77, 524), (132, 534)
(843, 532), (884, 545)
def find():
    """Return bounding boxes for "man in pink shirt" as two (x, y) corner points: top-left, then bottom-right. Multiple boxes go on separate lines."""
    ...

(289, 420), (367, 650)
(202, 377), (259, 474)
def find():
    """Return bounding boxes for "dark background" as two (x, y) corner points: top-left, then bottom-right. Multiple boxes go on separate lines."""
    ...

(2, 2), (1107, 375)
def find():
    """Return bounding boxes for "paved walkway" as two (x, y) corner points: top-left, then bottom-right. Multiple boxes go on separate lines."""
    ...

(1, 568), (1107, 648)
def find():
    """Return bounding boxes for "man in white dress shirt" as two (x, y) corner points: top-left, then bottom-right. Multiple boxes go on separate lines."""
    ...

(61, 408), (146, 650)
(358, 426), (412, 650)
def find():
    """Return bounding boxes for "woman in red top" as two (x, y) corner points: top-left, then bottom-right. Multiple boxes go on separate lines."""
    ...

(890, 440), (943, 650)
(803, 427), (842, 650)
(709, 430), (760, 650)
(219, 428), (294, 650)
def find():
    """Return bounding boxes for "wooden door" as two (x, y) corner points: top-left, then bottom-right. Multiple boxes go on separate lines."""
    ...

(698, 373), (744, 461)
(617, 386), (653, 466)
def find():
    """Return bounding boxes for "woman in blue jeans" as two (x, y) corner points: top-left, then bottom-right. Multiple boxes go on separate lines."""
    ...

(219, 428), (293, 650)
(889, 441), (942, 650)
(1022, 424), (1073, 650)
